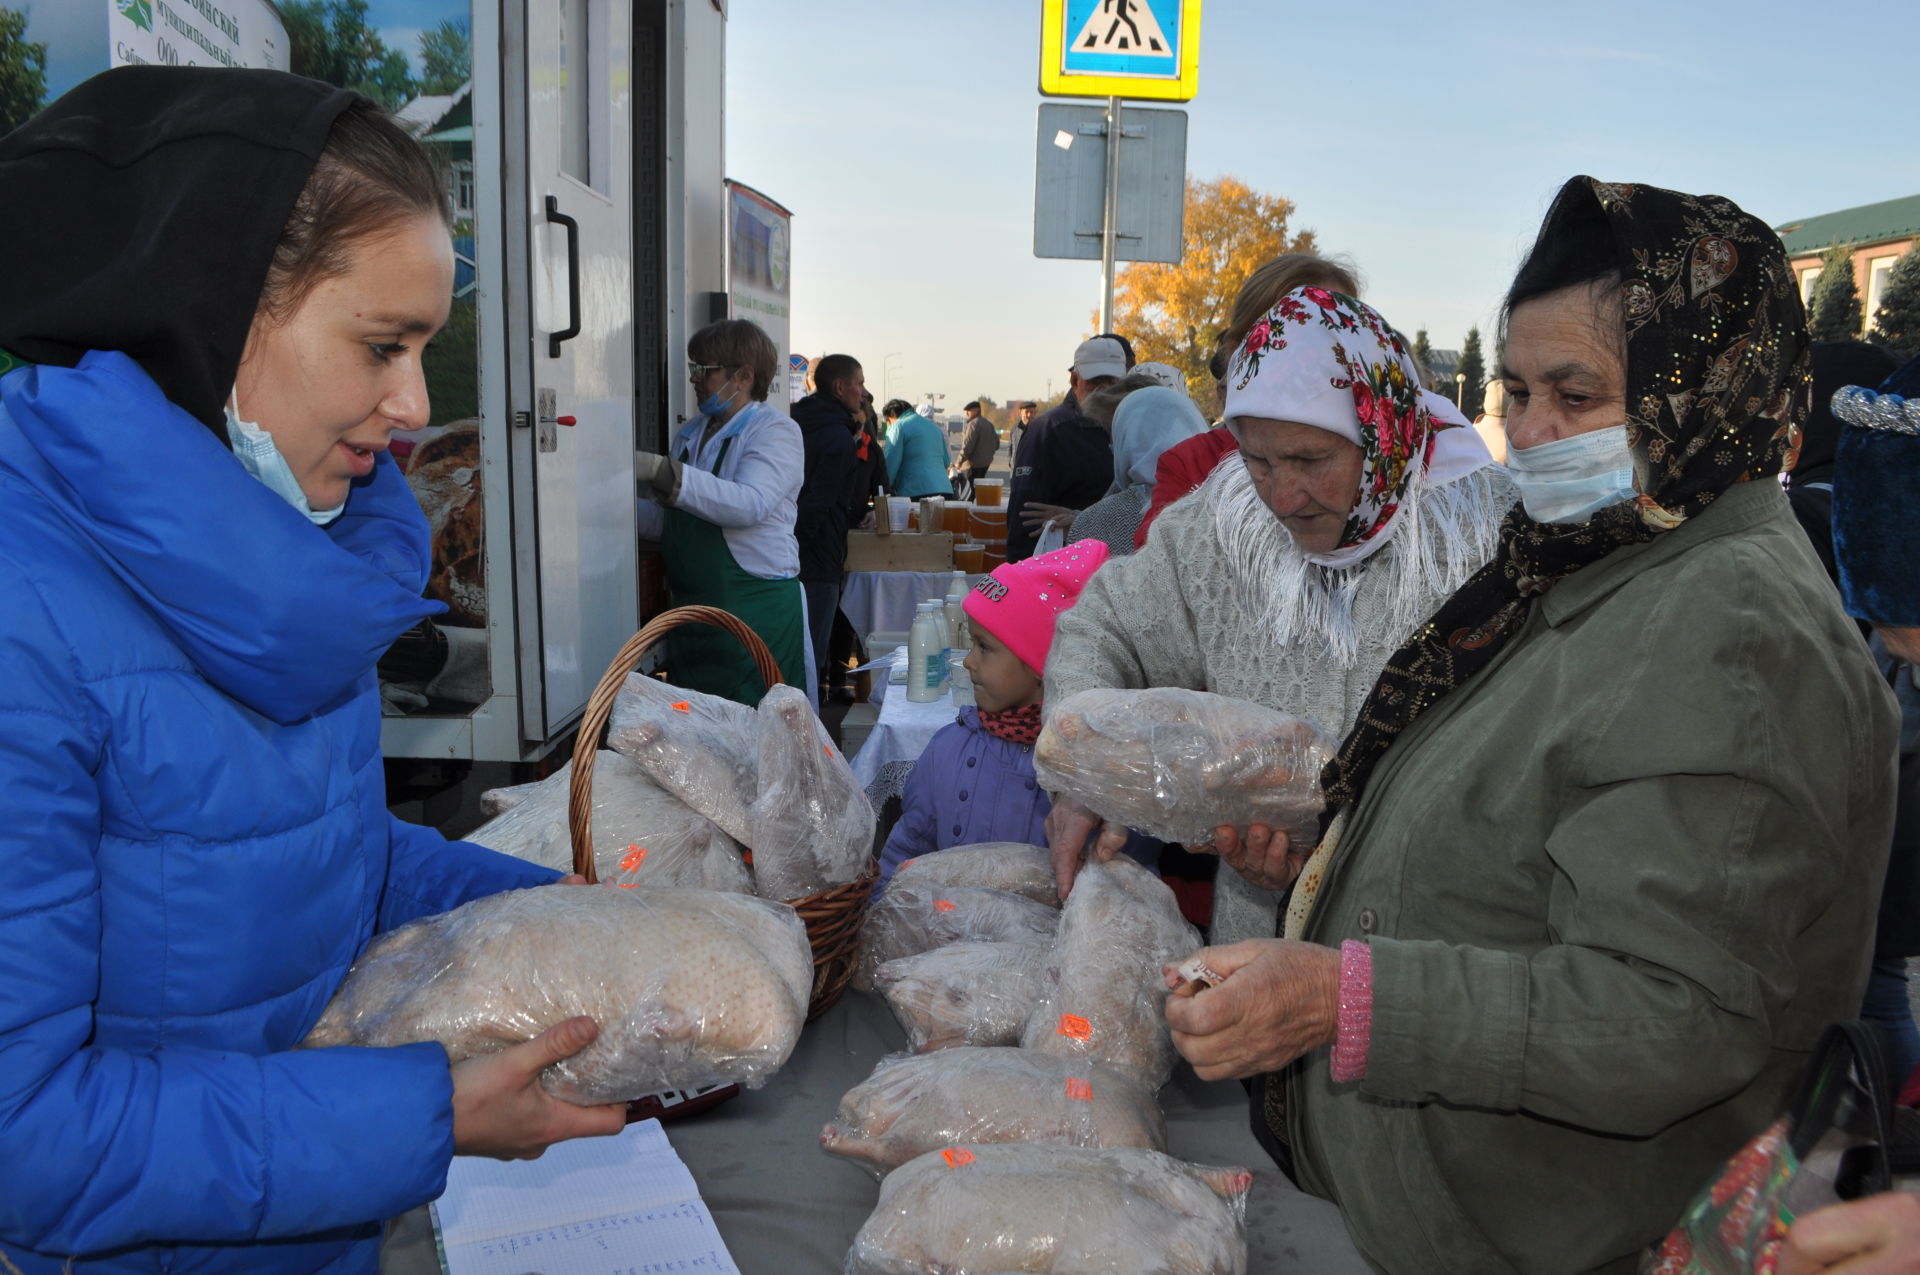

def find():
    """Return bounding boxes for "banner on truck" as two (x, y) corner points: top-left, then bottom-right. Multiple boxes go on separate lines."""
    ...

(725, 180), (793, 402)
(110, 0), (289, 73)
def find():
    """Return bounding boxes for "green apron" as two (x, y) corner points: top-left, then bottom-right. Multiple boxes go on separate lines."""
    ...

(661, 431), (807, 705)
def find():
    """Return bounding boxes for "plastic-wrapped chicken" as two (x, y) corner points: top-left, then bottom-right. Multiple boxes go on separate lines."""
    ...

(1021, 857), (1198, 1088)
(822, 1048), (1166, 1175)
(871, 941), (1050, 1052)
(853, 879), (1061, 992)
(466, 751), (751, 893)
(302, 886), (811, 1103)
(845, 1144), (1251, 1275)
(607, 673), (759, 843)
(892, 841), (1058, 905)
(1033, 687), (1336, 847)
(746, 684), (876, 900)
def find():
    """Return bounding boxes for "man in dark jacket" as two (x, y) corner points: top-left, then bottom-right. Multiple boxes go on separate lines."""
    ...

(790, 353), (862, 702)
(1006, 334), (1131, 561)
(950, 400), (999, 499)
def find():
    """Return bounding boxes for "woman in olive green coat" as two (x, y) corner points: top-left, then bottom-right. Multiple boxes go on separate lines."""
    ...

(1165, 179), (1900, 1274)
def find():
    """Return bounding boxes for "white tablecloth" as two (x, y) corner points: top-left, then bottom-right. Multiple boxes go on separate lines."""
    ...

(850, 667), (963, 794)
(840, 570), (980, 642)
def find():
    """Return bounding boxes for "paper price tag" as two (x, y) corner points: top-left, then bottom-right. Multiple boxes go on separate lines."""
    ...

(620, 846), (648, 873)
(933, 900), (957, 913)
(941, 1148), (976, 1168)
(1064, 1077), (1093, 1102)
(1056, 1013), (1092, 1041)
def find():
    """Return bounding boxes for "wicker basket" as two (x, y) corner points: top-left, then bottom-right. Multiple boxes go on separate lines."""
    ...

(567, 604), (876, 1019)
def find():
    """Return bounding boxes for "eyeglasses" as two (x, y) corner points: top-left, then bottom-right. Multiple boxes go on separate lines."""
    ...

(687, 361), (727, 380)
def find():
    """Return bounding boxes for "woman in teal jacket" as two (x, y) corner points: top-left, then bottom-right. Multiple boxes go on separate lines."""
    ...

(0, 70), (622, 1274)
(880, 398), (954, 499)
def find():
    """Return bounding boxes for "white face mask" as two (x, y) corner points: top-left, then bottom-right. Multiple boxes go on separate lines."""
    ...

(1505, 424), (1637, 524)
(224, 388), (346, 526)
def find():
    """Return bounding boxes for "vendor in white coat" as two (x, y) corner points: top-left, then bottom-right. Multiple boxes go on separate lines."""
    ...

(636, 318), (807, 703)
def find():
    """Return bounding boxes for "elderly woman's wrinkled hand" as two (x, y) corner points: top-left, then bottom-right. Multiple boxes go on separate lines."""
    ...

(1162, 939), (1340, 1081)
(1204, 824), (1308, 892)
(1045, 794), (1130, 898)
(1776, 1191), (1920, 1275)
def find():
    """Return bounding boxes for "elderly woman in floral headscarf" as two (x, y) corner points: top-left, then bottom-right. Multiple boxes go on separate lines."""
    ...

(1045, 286), (1511, 945)
(1164, 179), (1900, 1273)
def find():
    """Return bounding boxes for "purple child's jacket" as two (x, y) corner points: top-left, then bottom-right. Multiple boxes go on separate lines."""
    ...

(877, 707), (1159, 880)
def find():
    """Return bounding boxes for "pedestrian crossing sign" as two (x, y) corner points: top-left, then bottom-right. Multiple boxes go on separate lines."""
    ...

(1041, 0), (1201, 102)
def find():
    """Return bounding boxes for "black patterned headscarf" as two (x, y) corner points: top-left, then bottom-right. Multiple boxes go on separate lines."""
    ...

(1318, 177), (1812, 817)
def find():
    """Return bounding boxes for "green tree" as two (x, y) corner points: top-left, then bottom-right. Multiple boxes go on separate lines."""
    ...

(1411, 329), (1435, 390)
(0, 5), (48, 138)
(1456, 327), (1486, 416)
(423, 295), (477, 428)
(418, 18), (470, 95)
(282, 0), (415, 108)
(1110, 175), (1323, 400)
(1870, 247), (1920, 359)
(1809, 242), (1864, 342)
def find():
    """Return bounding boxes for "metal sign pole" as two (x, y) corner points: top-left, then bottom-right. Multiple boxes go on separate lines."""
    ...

(1098, 95), (1122, 332)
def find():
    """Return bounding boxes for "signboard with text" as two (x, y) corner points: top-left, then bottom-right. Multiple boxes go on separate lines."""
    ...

(1040, 0), (1200, 102)
(725, 180), (794, 403)
(109, 0), (289, 73)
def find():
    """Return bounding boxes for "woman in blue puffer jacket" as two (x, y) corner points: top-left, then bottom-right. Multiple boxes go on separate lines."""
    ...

(0, 70), (625, 1274)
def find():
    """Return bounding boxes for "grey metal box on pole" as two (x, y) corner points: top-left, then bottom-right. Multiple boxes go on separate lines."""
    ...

(1032, 102), (1187, 265)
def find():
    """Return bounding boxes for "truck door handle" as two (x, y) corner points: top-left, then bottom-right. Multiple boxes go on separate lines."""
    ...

(545, 195), (581, 358)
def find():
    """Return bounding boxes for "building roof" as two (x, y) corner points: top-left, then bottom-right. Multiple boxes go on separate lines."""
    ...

(1774, 193), (1920, 258)
(393, 81), (472, 137)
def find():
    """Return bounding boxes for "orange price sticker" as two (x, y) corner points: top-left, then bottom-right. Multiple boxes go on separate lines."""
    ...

(1064, 1077), (1093, 1102)
(941, 1148), (976, 1169)
(1056, 1013), (1092, 1041)
(742, 850), (754, 865)
(933, 899), (957, 913)
(823, 744), (835, 758)
(616, 882), (640, 889)
(619, 846), (648, 873)
(671, 701), (692, 713)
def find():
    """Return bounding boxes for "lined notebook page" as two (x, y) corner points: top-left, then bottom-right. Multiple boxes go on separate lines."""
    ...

(431, 1119), (738, 1275)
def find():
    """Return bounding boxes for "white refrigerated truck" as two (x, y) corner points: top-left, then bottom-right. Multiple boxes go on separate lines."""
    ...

(34, 1), (757, 799)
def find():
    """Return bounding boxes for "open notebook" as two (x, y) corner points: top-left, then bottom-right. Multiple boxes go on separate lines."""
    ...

(430, 1119), (738, 1275)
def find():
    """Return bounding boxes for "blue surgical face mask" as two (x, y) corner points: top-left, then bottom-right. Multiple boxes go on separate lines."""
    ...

(224, 390), (346, 526)
(1504, 424), (1637, 524)
(698, 385), (738, 418)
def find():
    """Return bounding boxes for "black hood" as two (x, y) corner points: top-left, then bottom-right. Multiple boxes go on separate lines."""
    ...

(0, 67), (359, 437)
(1794, 340), (1901, 481)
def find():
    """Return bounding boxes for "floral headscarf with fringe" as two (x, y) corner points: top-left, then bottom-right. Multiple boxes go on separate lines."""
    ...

(1224, 287), (1488, 570)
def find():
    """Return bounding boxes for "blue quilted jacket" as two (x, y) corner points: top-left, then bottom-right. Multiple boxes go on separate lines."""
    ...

(0, 352), (558, 1274)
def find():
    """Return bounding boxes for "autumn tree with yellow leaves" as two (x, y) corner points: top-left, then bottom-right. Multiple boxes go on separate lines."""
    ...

(1109, 176), (1323, 400)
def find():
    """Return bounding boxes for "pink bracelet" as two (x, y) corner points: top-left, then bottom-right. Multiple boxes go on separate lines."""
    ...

(1330, 939), (1373, 1084)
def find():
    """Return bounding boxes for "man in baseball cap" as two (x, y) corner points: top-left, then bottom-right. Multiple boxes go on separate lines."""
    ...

(1007, 332), (1135, 561)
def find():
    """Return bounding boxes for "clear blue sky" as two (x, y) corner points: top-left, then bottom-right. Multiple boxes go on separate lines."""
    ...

(727, 0), (1920, 410)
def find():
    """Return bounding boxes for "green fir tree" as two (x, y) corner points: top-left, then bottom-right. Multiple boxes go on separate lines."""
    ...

(1869, 247), (1920, 360)
(0, 5), (48, 137)
(1808, 242), (1864, 342)
(1411, 329), (1435, 390)
(417, 18), (470, 96)
(1457, 327), (1486, 415)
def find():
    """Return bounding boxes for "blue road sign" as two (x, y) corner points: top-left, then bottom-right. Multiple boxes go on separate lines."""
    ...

(1060, 0), (1180, 78)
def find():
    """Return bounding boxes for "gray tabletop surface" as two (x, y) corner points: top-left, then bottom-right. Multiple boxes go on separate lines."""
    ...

(380, 990), (1371, 1274)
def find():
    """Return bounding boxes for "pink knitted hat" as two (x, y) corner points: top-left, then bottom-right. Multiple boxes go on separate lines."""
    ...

(962, 541), (1111, 675)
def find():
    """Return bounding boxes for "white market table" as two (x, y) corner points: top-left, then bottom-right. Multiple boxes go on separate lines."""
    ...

(378, 991), (1371, 1274)
(848, 671), (965, 805)
(839, 570), (978, 645)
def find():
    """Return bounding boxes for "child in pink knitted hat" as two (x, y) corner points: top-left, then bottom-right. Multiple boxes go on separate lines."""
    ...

(876, 542), (1114, 882)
